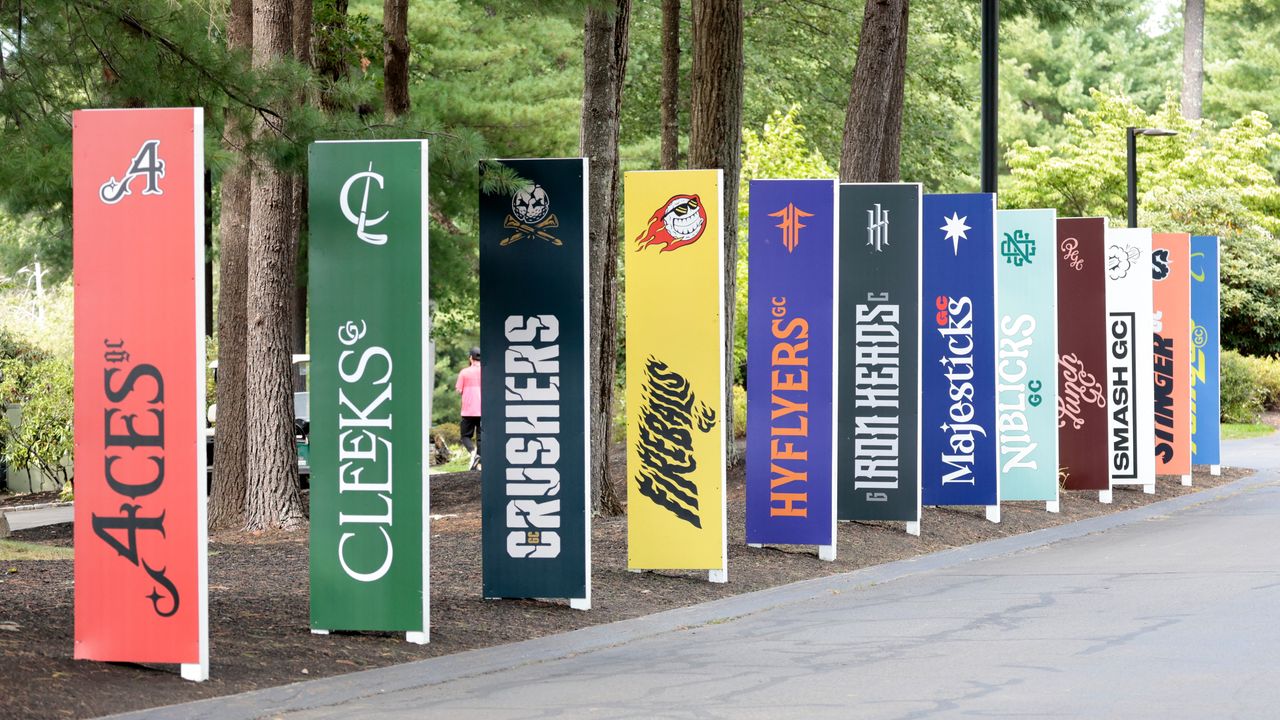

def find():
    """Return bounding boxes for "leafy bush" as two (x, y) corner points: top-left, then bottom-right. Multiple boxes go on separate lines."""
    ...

(432, 422), (461, 446)
(0, 355), (74, 487)
(1219, 350), (1280, 423)
(732, 384), (747, 438)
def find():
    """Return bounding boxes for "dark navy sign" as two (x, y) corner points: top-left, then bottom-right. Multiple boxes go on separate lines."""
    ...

(921, 193), (997, 506)
(836, 183), (921, 523)
(746, 180), (835, 546)
(1190, 235), (1221, 466)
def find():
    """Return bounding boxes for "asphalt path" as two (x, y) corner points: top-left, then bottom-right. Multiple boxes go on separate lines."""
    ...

(113, 434), (1280, 720)
(3, 504), (73, 531)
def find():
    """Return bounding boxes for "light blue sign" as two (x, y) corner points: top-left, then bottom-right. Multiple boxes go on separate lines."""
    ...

(995, 209), (1059, 502)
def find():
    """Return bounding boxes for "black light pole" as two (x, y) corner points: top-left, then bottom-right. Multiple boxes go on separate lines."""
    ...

(1126, 126), (1178, 228)
(981, 0), (998, 194)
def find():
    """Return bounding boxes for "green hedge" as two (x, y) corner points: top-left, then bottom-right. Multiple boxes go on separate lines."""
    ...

(1221, 350), (1280, 423)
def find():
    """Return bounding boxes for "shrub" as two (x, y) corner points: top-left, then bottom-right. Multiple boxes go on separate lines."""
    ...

(1221, 350), (1264, 423)
(1244, 354), (1280, 411)
(433, 422), (461, 446)
(0, 355), (74, 487)
(732, 384), (747, 438)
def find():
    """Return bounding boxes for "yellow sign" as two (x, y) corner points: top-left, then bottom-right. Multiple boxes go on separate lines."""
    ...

(624, 170), (727, 573)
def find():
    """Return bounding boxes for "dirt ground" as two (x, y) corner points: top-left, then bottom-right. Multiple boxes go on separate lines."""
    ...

(0, 461), (1254, 720)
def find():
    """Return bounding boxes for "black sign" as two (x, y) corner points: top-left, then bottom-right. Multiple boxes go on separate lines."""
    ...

(836, 184), (921, 522)
(479, 159), (589, 602)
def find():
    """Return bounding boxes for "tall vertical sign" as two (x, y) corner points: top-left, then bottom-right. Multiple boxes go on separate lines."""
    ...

(72, 108), (208, 680)
(309, 140), (430, 642)
(1056, 218), (1110, 494)
(746, 179), (836, 556)
(836, 183), (922, 532)
(1190, 235), (1222, 472)
(1152, 233), (1192, 484)
(921, 193), (998, 516)
(995, 209), (1059, 506)
(625, 170), (727, 579)
(1105, 227), (1155, 494)
(478, 159), (590, 606)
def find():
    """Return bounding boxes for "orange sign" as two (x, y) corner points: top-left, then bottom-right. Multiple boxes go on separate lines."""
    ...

(72, 109), (207, 677)
(1152, 233), (1191, 477)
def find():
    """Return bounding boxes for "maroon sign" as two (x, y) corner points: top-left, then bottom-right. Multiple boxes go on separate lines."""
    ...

(1056, 218), (1109, 491)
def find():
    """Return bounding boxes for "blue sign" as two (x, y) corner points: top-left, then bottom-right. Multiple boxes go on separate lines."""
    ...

(1190, 235), (1221, 466)
(746, 179), (836, 546)
(921, 193), (998, 506)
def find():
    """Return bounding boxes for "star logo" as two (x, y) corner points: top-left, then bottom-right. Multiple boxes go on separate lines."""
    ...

(940, 212), (971, 255)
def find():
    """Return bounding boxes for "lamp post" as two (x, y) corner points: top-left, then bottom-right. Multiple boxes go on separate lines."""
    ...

(981, 0), (998, 194)
(1126, 126), (1178, 228)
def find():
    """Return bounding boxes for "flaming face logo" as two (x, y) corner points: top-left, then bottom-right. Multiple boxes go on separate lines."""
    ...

(636, 194), (708, 252)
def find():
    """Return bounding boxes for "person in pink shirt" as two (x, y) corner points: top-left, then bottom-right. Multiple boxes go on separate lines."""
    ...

(456, 346), (482, 471)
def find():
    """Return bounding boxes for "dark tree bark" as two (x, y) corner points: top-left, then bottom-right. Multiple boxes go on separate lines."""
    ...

(660, 0), (680, 169)
(580, 0), (631, 516)
(210, 0), (253, 530)
(245, 0), (305, 531)
(383, 0), (410, 118)
(839, 0), (909, 182)
(291, 0), (312, 383)
(1181, 0), (1204, 119)
(688, 0), (744, 459)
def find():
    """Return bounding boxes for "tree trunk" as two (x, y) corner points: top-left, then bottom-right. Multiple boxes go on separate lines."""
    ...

(209, 0), (253, 531)
(839, 0), (910, 182)
(1181, 0), (1204, 119)
(383, 0), (410, 118)
(580, 0), (631, 516)
(660, 0), (680, 170)
(245, 0), (305, 531)
(688, 0), (744, 462)
(291, 0), (312, 381)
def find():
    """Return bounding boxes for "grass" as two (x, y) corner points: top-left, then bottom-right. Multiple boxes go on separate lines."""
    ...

(1222, 422), (1276, 440)
(0, 539), (73, 561)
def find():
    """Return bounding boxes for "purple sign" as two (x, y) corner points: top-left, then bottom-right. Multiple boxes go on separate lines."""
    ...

(745, 179), (836, 547)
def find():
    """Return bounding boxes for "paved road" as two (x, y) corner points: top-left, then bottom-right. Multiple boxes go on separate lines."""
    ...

(117, 436), (1280, 720)
(3, 504), (73, 531)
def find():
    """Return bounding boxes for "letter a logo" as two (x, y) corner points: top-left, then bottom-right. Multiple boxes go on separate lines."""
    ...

(99, 140), (165, 205)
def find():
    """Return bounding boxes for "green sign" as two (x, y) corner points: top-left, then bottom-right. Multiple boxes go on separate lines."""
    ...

(308, 140), (430, 640)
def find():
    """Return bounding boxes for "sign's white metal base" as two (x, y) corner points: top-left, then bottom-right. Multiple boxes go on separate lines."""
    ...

(405, 631), (428, 645)
(1045, 500), (1060, 513)
(1181, 474), (1193, 486)
(1211, 464), (1222, 476)
(627, 568), (643, 574)
(310, 629), (330, 635)
(708, 569), (728, 584)
(180, 663), (208, 682)
(818, 544), (836, 562)
(747, 543), (763, 548)
(905, 521), (921, 537)
(1143, 483), (1156, 495)
(985, 505), (1001, 523)
(1099, 490), (1113, 504)
(570, 598), (590, 611)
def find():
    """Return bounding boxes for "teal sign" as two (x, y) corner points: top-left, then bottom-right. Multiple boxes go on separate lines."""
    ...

(995, 209), (1059, 502)
(308, 140), (430, 640)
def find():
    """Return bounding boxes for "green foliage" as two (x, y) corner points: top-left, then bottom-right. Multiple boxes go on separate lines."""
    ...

(432, 421), (461, 446)
(733, 107), (835, 382)
(0, 354), (74, 487)
(1219, 350), (1280, 423)
(1220, 349), (1263, 422)
(1004, 91), (1280, 353)
(732, 384), (747, 438)
(1221, 422), (1275, 440)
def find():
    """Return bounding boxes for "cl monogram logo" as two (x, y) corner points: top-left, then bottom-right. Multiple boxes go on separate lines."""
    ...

(340, 162), (389, 245)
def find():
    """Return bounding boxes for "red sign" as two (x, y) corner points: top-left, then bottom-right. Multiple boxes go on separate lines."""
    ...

(72, 108), (207, 676)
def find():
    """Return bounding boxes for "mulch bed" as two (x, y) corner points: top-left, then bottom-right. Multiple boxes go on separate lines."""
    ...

(0, 490), (61, 509)
(0, 461), (1253, 719)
